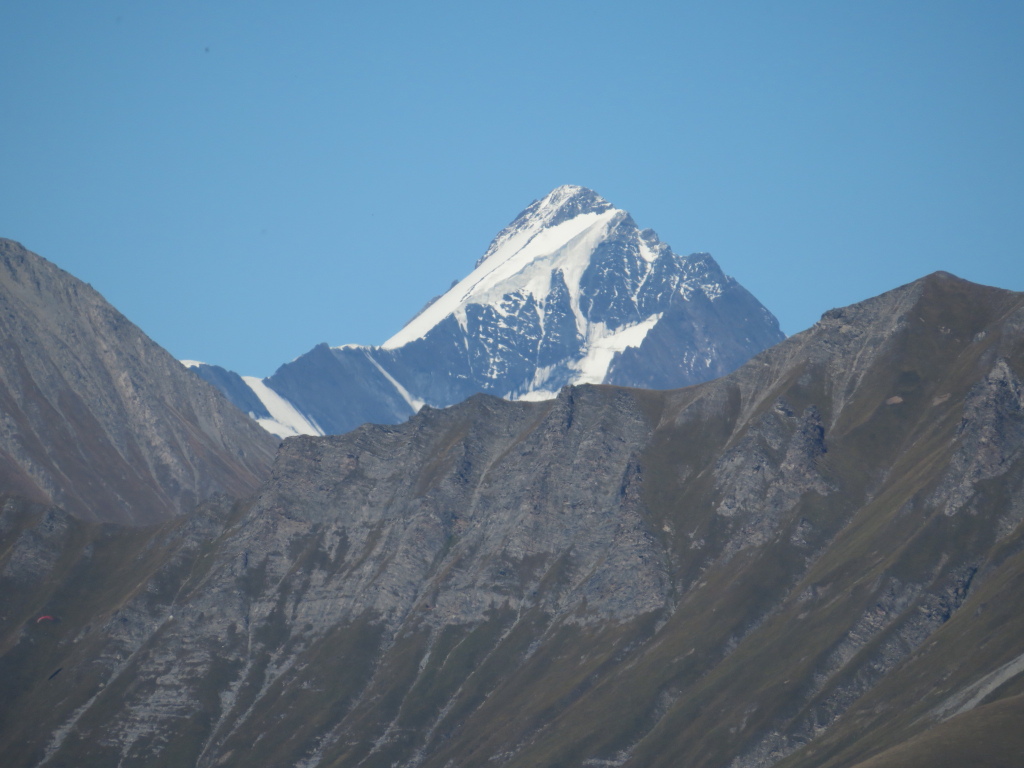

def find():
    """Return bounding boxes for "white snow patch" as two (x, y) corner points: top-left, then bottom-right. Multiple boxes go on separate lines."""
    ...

(361, 351), (425, 413)
(570, 314), (663, 385)
(180, 359), (205, 368)
(503, 315), (662, 399)
(516, 389), (560, 402)
(638, 236), (659, 263)
(932, 649), (1024, 721)
(701, 282), (723, 300)
(242, 376), (324, 438)
(529, 363), (559, 390)
(501, 364), (559, 401)
(383, 208), (622, 349)
(476, 185), (597, 266)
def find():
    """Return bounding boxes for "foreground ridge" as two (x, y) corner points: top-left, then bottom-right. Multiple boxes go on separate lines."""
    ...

(3, 271), (1024, 767)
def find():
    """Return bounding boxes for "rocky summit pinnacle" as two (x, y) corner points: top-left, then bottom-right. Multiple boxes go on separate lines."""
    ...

(473, 185), (616, 268)
(193, 186), (785, 437)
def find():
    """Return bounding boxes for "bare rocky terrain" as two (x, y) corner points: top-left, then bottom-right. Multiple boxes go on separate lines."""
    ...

(1, 266), (1024, 767)
(0, 239), (278, 524)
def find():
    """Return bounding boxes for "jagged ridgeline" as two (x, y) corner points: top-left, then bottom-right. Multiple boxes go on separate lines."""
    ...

(191, 185), (785, 437)
(4, 270), (1024, 767)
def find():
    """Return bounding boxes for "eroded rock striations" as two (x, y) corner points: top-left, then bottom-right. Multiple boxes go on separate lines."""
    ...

(3, 272), (1024, 768)
(0, 238), (278, 524)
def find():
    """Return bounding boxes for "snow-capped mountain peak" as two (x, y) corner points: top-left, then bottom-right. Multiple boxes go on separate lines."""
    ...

(383, 189), (624, 350)
(474, 185), (614, 268)
(194, 186), (784, 437)
(372, 184), (782, 401)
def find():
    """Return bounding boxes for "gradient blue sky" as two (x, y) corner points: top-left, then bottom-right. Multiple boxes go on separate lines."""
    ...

(2, 1), (1022, 376)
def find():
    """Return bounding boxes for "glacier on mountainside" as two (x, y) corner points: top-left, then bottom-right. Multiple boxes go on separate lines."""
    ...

(191, 185), (785, 437)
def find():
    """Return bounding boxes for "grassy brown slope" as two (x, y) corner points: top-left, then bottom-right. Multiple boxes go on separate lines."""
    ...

(777, 544), (1024, 768)
(844, 694), (1024, 768)
(4, 273), (1024, 768)
(0, 495), (250, 767)
(436, 273), (1024, 768)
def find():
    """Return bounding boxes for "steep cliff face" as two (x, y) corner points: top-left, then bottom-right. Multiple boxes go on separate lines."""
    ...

(3, 272), (1024, 768)
(0, 239), (278, 524)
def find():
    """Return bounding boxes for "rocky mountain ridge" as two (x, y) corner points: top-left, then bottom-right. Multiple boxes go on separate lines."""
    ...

(193, 185), (784, 437)
(0, 239), (278, 524)
(2, 270), (1023, 767)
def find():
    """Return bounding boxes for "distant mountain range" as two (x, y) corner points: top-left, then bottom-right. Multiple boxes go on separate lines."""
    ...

(190, 185), (785, 436)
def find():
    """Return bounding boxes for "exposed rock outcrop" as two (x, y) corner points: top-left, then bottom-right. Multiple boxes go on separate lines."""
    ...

(3, 272), (1024, 768)
(0, 239), (278, 523)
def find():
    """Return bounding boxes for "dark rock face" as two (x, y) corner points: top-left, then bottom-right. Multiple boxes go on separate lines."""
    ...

(266, 343), (416, 435)
(3, 272), (1024, 768)
(190, 362), (272, 420)
(0, 239), (278, 524)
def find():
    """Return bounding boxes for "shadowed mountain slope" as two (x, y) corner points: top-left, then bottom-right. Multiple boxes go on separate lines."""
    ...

(2, 271), (1024, 767)
(0, 239), (278, 524)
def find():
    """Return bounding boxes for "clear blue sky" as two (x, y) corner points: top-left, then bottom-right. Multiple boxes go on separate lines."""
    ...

(2, 1), (1022, 376)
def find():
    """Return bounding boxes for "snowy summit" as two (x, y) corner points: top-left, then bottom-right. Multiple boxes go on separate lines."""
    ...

(191, 185), (785, 436)
(384, 185), (620, 350)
